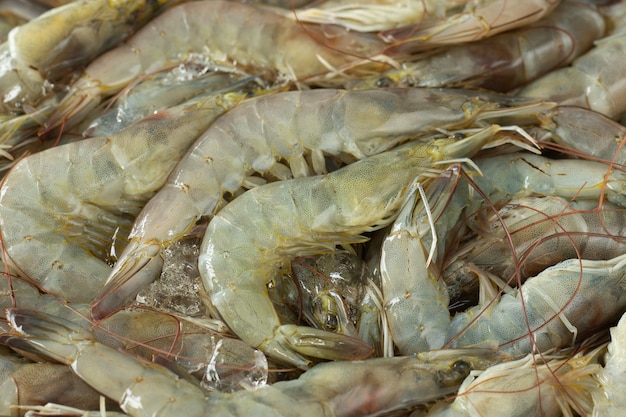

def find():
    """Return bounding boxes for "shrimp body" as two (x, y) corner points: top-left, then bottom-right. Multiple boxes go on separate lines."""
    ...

(593, 312), (626, 416)
(380, 0), (562, 53)
(354, 0), (605, 92)
(380, 166), (464, 355)
(92, 88), (554, 319)
(518, 26), (626, 119)
(0, 346), (110, 416)
(443, 196), (626, 305)
(427, 353), (600, 417)
(1, 0), (172, 113)
(198, 126), (506, 368)
(4, 308), (509, 417)
(538, 106), (626, 164)
(0, 92), (243, 303)
(43, 0), (387, 131)
(447, 254), (626, 355)
(470, 152), (626, 208)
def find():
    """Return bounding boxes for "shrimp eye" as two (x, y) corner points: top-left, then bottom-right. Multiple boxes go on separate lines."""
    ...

(375, 77), (394, 88)
(323, 313), (338, 331)
(451, 360), (471, 377)
(437, 360), (472, 387)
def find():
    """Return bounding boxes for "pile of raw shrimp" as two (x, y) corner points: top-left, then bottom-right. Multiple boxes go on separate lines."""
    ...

(1, 0), (626, 416)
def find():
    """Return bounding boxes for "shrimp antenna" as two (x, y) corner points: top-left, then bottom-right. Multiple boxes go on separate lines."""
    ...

(416, 181), (437, 268)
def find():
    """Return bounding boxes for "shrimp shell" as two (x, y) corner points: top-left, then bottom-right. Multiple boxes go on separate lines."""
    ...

(518, 25), (626, 119)
(352, 0), (605, 92)
(380, 0), (562, 53)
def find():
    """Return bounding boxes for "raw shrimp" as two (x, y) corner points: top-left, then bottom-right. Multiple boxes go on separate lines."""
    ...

(197, 126), (522, 368)
(468, 151), (626, 209)
(351, 0), (605, 92)
(447, 254), (626, 355)
(0, 346), (115, 416)
(443, 196), (626, 306)
(380, 0), (562, 54)
(41, 0), (389, 132)
(81, 64), (253, 138)
(426, 352), (601, 417)
(4, 308), (510, 417)
(518, 25), (626, 119)
(537, 106), (626, 164)
(380, 165), (465, 355)
(0, 92), (244, 303)
(593, 312), (626, 416)
(292, 0), (458, 32)
(92, 88), (554, 320)
(0, 269), (265, 391)
(0, 0), (175, 113)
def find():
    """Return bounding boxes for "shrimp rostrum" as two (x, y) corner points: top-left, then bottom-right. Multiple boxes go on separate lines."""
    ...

(2, 308), (511, 417)
(92, 87), (555, 321)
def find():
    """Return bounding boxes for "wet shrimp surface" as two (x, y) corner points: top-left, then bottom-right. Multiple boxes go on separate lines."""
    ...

(1, 0), (626, 416)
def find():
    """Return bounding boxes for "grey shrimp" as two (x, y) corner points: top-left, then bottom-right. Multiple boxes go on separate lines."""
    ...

(41, 0), (390, 132)
(380, 165), (467, 355)
(468, 151), (626, 209)
(443, 196), (626, 306)
(351, 0), (605, 92)
(0, 270), (265, 392)
(426, 352), (601, 417)
(0, 92), (244, 303)
(91, 88), (554, 321)
(3, 308), (510, 417)
(592, 312), (626, 416)
(0, 0), (175, 113)
(518, 24), (626, 119)
(447, 254), (626, 355)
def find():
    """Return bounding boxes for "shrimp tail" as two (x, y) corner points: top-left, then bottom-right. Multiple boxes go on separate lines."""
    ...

(90, 242), (163, 320)
(1, 309), (88, 365)
(38, 80), (101, 136)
